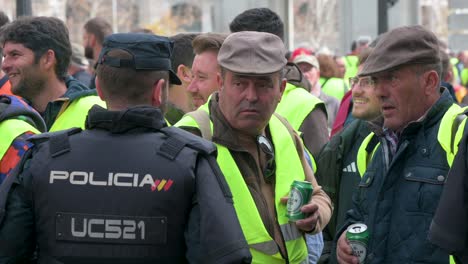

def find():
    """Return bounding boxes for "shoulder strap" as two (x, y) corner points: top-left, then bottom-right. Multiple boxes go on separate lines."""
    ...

(187, 109), (212, 141)
(321, 78), (330, 88)
(158, 126), (232, 202)
(158, 126), (217, 159)
(0, 147), (33, 226)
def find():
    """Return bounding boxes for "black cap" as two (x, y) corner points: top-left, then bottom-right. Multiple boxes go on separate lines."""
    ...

(97, 33), (181, 85)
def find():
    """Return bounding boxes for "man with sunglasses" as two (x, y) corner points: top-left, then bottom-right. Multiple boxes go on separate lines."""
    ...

(336, 25), (466, 264)
(176, 31), (332, 264)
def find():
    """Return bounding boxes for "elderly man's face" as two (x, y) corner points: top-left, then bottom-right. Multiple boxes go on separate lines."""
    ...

(218, 70), (286, 136)
(372, 65), (436, 132)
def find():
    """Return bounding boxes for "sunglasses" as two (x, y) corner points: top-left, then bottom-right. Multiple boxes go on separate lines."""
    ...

(257, 135), (276, 183)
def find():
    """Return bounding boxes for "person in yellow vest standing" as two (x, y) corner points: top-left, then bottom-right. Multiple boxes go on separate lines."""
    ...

(0, 94), (45, 184)
(229, 8), (329, 158)
(176, 31), (332, 264)
(0, 16), (104, 132)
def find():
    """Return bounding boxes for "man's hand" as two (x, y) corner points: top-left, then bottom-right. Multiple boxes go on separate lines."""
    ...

(336, 232), (359, 264)
(280, 196), (319, 232)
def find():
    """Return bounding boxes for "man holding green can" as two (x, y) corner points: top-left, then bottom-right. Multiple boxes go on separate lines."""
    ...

(176, 31), (332, 264)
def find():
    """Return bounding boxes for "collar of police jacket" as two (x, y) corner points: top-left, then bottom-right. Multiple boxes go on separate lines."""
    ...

(86, 105), (166, 133)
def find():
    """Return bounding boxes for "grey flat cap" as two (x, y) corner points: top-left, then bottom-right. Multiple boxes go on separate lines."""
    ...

(218, 31), (287, 75)
(359, 25), (440, 76)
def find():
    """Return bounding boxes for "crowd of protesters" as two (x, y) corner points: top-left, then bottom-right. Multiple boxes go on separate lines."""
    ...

(0, 6), (468, 264)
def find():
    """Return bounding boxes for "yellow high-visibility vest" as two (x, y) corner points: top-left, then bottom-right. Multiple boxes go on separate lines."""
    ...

(0, 119), (39, 161)
(49, 96), (106, 132)
(176, 106), (308, 264)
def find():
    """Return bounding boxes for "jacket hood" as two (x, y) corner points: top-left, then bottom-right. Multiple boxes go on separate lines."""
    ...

(64, 76), (97, 100)
(0, 95), (46, 132)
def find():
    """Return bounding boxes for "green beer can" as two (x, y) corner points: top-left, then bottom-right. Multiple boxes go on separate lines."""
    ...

(286, 180), (313, 221)
(346, 223), (369, 263)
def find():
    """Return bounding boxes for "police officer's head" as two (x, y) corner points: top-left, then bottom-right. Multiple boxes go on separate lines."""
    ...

(217, 31), (287, 136)
(95, 33), (181, 111)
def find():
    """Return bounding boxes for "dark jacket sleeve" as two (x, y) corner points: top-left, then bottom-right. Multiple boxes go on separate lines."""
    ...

(429, 129), (468, 256)
(186, 153), (252, 264)
(0, 156), (35, 263)
(299, 107), (329, 158)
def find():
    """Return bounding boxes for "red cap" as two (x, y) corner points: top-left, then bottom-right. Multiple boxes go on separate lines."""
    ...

(290, 47), (313, 61)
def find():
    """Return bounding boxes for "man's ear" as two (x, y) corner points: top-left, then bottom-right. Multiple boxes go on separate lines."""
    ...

(217, 72), (223, 91)
(41, 49), (56, 71)
(95, 76), (105, 100)
(89, 34), (97, 46)
(423, 70), (439, 95)
(152, 78), (165, 107)
(279, 78), (287, 101)
(177, 64), (192, 83)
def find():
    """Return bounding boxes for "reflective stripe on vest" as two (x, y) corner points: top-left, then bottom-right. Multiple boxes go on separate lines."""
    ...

(49, 95), (106, 132)
(178, 107), (308, 264)
(357, 103), (468, 176)
(0, 119), (39, 160)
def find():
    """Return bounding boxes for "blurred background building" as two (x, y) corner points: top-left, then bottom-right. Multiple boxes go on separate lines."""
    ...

(2, 0), (468, 55)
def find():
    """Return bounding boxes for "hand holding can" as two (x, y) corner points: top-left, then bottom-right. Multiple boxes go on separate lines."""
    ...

(346, 223), (369, 264)
(286, 180), (313, 221)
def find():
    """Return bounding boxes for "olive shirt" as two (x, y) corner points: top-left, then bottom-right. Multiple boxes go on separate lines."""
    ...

(179, 93), (332, 256)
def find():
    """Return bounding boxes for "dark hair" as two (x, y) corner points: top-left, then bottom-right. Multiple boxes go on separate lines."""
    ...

(84, 17), (113, 45)
(96, 49), (168, 105)
(0, 11), (9, 59)
(0, 16), (71, 79)
(350, 40), (357, 52)
(192, 32), (226, 55)
(0, 11), (9, 28)
(438, 50), (449, 81)
(169, 33), (199, 72)
(229, 8), (284, 41)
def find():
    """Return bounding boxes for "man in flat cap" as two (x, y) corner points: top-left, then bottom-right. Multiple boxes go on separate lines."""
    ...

(336, 25), (466, 264)
(0, 33), (251, 264)
(176, 31), (332, 264)
(229, 8), (329, 159)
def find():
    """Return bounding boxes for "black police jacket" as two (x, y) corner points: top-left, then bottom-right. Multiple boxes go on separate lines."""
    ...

(0, 105), (251, 264)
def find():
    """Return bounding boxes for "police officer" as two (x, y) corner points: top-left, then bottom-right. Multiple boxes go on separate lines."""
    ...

(0, 33), (251, 264)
